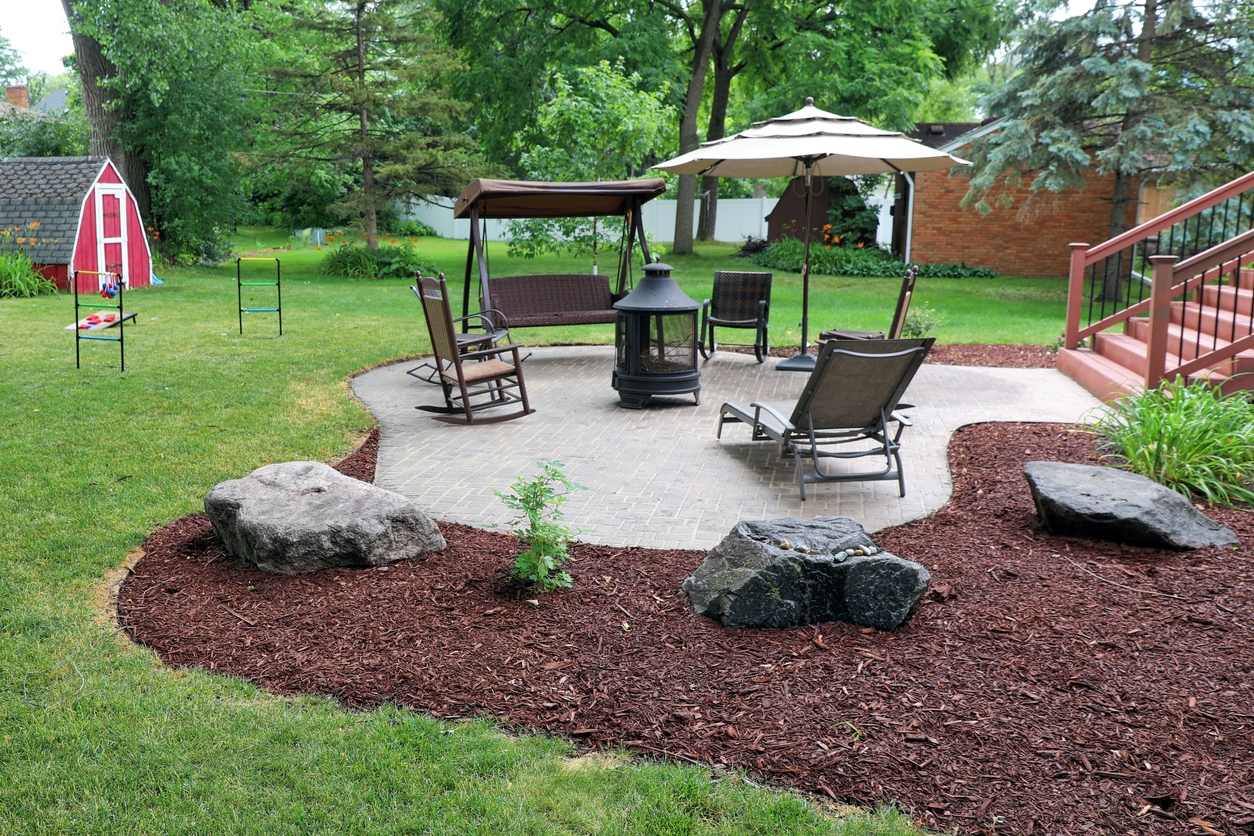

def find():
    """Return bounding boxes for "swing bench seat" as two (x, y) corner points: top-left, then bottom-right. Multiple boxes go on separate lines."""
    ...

(482, 274), (625, 329)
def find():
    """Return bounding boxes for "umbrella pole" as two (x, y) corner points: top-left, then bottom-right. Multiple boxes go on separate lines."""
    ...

(778, 161), (818, 372)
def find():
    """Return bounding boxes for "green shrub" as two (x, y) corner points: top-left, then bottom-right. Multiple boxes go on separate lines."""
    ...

(389, 219), (437, 238)
(319, 242), (439, 279)
(746, 236), (997, 278)
(495, 461), (587, 592)
(0, 221), (60, 299)
(0, 251), (58, 298)
(901, 303), (942, 338)
(1089, 376), (1254, 506)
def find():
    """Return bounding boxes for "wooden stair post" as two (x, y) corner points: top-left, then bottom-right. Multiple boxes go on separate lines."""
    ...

(1145, 254), (1179, 389)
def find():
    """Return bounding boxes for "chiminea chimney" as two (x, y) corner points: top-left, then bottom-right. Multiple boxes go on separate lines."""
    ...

(5, 86), (29, 109)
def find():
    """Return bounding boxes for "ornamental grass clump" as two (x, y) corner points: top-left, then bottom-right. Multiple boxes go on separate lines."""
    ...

(1089, 376), (1254, 506)
(495, 461), (587, 591)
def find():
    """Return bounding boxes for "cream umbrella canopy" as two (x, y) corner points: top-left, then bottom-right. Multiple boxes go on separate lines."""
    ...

(654, 98), (969, 371)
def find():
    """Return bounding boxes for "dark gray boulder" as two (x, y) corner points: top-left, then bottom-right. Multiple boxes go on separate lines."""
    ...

(204, 461), (446, 574)
(1024, 461), (1239, 550)
(680, 517), (930, 631)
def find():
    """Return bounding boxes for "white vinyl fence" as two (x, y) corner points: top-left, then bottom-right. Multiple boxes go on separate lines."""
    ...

(403, 197), (778, 244)
(402, 194), (893, 247)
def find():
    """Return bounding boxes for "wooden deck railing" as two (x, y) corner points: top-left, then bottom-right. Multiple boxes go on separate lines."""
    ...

(1064, 171), (1254, 387)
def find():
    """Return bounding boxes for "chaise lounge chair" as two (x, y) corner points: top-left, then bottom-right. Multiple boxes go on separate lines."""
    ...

(717, 338), (934, 499)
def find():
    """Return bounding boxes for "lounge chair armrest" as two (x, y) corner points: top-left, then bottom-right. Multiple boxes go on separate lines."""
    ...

(889, 410), (913, 427)
(750, 401), (795, 430)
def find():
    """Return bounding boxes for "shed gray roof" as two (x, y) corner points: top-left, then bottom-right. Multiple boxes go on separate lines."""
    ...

(0, 157), (109, 265)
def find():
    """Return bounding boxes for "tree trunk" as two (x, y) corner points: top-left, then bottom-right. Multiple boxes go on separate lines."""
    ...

(697, 6), (746, 243)
(1100, 0), (1156, 302)
(672, 0), (722, 255)
(61, 0), (152, 225)
(355, 2), (379, 250)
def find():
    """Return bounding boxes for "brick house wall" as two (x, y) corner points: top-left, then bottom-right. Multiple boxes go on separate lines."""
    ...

(908, 166), (1139, 279)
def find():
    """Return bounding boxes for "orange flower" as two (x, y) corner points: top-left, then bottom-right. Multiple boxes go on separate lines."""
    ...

(29, 221), (40, 227)
(412, 238), (419, 243)
(15, 237), (25, 244)
(857, 242), (864, 248)
(831, 235), (840, 244)
(822, 223), (831, 230)
(389, 238), (397, 244)
(824, 243), (831, 249)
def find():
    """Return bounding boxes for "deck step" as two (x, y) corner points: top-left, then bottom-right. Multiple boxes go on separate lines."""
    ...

(1092, 333), (1233, 386)
(1199, 283), (1254, 317)
(1056, 347), (1143, 403)
(1171, 301), (1254, 338)
(1125, 317), (1254, 368)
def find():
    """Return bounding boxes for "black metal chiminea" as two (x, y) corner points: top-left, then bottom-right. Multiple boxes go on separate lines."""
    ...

(612, 262), (700, 409)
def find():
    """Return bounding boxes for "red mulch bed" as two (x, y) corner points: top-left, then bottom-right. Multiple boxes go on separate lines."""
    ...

(118, 350), (1254, 835)
(745, 342), (1058, 369)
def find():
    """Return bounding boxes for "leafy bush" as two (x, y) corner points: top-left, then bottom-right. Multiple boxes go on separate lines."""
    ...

(0, 251), (57, 298)
(495, 461), (587, 592)
(1089, 376), (1254, 506)
(389, 219), (437, 238)
(319, 243), (438, 280)
(746, 237), (997, 278)
(0, 222), (59, 298)
(901, 303), (942, 338)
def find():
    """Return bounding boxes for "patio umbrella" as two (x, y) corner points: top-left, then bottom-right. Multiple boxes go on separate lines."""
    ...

(654, 98), (970, 371)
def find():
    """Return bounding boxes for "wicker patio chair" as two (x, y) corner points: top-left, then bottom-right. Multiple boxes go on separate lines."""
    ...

(699, 271), (772, 363)
(716, 337), (934, 499)
(407, 271), (511, 385)
(820, 265), (918, 342)
(415, 274), (534, 425)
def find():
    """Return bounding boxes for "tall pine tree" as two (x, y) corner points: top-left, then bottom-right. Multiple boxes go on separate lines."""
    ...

(964, 0), (1254, 243)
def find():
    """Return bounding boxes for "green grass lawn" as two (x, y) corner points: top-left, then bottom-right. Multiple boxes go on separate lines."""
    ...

(0, 229), (1067, 835)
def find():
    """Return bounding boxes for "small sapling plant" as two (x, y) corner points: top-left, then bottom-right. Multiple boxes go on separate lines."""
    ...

(495, 461), (587, 591)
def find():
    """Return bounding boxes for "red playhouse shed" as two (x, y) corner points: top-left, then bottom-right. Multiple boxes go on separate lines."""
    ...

(0, 156), (152, 292)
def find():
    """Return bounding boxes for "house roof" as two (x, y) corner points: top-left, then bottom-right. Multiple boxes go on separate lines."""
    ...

(32, 89), (69, 114)
(910, 122), (986, 150)
(0, 157), (109, 265)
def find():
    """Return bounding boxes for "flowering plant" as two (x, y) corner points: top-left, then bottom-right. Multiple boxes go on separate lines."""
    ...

(0, 221), (58, 298)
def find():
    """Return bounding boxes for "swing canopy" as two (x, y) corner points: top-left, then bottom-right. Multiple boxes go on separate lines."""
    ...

(452, 178), (668, 326)
(453, 178), (667, 220)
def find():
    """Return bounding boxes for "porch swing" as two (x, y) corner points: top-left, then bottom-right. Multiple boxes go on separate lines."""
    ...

(452, 178), (667, 330)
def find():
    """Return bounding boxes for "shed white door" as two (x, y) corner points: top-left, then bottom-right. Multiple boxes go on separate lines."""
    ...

(95, 186), (129, 288)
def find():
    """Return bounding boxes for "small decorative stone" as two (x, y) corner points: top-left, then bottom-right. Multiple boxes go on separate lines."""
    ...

(795, 544), (811, 554)
(778, 539), (792, 549)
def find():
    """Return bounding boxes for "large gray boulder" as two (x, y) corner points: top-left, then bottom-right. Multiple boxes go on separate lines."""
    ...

(1024, 461), (1239, 550)
(204, 461), (446, 574)
(681, 517), (930, 631)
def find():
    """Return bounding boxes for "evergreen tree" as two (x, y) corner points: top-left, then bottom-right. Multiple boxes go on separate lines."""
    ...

(264, 0), (480, 248)
(964, 0), (1254, 244)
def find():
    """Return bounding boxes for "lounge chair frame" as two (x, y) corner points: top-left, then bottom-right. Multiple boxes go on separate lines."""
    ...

(717, 338), (934, 499)
(415, 275), (534, 425)
(820, 266), (918, 342)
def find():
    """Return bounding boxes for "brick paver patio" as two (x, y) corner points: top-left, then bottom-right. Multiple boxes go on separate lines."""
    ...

(352, 346), (1103, 549)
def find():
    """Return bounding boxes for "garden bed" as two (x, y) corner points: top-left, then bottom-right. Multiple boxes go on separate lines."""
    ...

(117, 349), (1252, 835)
